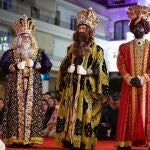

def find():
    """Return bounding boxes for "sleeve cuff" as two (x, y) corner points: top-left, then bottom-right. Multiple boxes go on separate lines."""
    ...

(123, 74), (132, 85)
(143, 74), (150, 81)
(87, 68), (93, 75)
(140, 74), (149, 85)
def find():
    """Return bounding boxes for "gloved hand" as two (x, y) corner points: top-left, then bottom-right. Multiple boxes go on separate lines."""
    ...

(67, 64), (75, 73)
(77, 65), (87, 75)
(27, 59), (34, 68)
(130, 76), (141, 87)
(9, 64), (16, 72)
(17, 61), (25, 70)
(34, 62), (41, 70)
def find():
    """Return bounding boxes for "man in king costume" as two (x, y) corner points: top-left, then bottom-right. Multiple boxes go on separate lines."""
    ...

(0, 15), (52, 147)
(116, 5), (150, 150)
(56, 8), (109, 150)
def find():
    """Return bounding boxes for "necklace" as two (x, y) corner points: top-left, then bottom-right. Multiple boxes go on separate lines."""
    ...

(134, 38), (145, 47)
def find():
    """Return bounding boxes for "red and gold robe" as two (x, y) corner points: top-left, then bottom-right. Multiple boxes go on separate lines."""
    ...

(116, 39), (150, 148)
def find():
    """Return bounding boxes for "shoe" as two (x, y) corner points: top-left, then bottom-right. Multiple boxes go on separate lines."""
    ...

(117, 146), (131, 150)
(63, 141), (72, 148)
(11, 144), (23, 148)
(117, 146), (125, 150)
(23, 144), (33, 148)
(126, 146), (131, 150)
(71, 147), (80, 150)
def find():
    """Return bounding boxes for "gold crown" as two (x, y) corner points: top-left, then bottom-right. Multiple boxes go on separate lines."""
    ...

(77, 7), (100, 29)
(127, 5), (150, 23)
(13, 15), (35, 35)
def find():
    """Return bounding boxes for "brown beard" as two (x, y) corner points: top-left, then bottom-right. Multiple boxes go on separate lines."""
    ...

(73, 27), (94, 57)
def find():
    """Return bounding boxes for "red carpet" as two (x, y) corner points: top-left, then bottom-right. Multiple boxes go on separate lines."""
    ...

(5, 138), (148, 150)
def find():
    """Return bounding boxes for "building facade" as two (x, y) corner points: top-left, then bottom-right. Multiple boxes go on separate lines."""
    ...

(0, 0), (149, 96)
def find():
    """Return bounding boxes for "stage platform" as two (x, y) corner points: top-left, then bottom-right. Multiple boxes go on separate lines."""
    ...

(5, 138), (148, 150)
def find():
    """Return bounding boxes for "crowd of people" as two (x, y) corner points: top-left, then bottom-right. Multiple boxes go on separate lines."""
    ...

(41, 92), (60, 138)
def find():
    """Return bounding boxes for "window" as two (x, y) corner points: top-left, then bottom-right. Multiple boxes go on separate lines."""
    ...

(114, 20), (130, 40)
(112, 0), (125, 4)
(3, 0), (11, 10)
(70, 16), (77, 30)
(31, 6), (40, 19)
(55, 10), (60, 25)
(0, 31), (10, 51)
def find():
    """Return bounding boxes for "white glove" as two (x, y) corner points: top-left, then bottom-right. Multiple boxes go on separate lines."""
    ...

(67, 64), (75, 73)
(0, 139), (5, 150)
(138, 75), (146, 85)
(17, 61), (25, 70)
(35, 62), (41, 70)
(27, 59), (34, 68)
(77, 65), (87, 75)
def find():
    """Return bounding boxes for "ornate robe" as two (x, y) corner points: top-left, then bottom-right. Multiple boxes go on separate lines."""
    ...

(56, 42), (108, 149)
(0, 48), (52, 146)
(116, 40), (150, 148)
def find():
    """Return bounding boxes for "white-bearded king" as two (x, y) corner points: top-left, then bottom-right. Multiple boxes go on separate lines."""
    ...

(0, 15), (52, 147)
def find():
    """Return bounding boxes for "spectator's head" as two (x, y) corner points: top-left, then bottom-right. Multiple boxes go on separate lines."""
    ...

(109, 93), (119, 110)
(42, 92), (51, 101)
(54, 98), (60, 109)
(41, 99), (49, 112)
(47, 97), (54, 107)
(0, 98), (4, 110)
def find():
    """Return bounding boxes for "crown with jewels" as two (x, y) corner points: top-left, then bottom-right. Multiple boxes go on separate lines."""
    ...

(127, 5), (150, 23)
(13, 15), (35, 36)
(77, 7), (100, 30)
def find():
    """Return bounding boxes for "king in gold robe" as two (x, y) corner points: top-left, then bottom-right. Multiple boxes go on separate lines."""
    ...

(0, 15), (52, 147)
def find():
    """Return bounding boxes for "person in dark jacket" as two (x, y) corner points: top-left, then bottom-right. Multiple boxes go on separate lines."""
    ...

(97, 92), (119, 140)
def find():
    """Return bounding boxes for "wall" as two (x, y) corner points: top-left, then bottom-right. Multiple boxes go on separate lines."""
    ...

(58, 0), (108, 39)
(95, 38), (125, 72)
(35, 30), (54, 55)
(107, 7), (129, 40)
(35, 0), (56, 12)
(57, 4), (77, 29)
(53, 36), (71, 58)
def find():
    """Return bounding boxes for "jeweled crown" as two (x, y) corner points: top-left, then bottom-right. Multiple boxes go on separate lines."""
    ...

(13, 15), (35, 35)
(127, 5), (150, 23)
(77, 7), (100, 29)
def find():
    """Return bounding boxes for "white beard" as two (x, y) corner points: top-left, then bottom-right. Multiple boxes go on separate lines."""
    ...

(22, 41), (31, 49)
(17, 42), (32, 59)
(21, 48), (30, 59)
